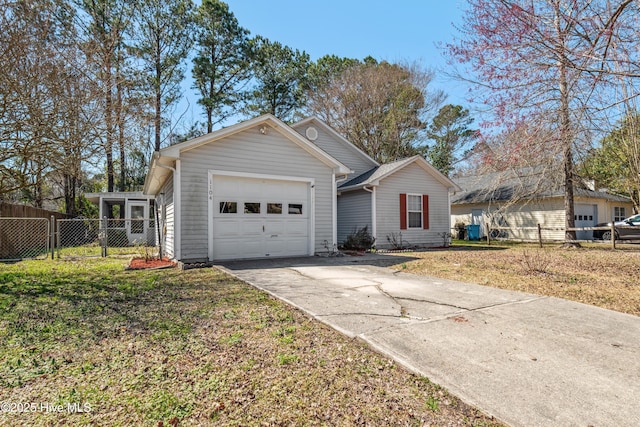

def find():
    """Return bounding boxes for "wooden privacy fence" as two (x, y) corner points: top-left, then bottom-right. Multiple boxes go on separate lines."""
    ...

(0, 202), (72, 220)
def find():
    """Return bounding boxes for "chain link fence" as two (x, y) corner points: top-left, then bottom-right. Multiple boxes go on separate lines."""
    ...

(0, 218), (51, 261)
(57, 218), (157, 258)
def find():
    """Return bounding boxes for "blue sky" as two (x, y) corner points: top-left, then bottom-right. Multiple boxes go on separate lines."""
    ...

(178, 0), (471, 130)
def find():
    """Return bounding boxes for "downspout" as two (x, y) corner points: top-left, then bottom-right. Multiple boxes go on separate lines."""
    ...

(363, 185), (377, 244)
(334, 173), (350, 251)
(175, 159), (181, 260)
(448, 188), (454, 234)
(153, 155), (180, 260)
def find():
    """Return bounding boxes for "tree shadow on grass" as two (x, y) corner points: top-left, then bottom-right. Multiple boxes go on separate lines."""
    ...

(0, 262), (248, 380)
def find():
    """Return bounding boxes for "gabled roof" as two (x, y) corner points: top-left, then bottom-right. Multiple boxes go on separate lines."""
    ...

(452, 168), (631, 205)
(291, 116), (379, 168)
(338, 155), (461, 192)
(144, 114), (351, 195)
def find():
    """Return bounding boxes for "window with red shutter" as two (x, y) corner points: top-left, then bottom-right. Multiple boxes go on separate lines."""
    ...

(422, 195), (429, 229)
(400, 194), (429, 230)
(400, 193), (407, 230)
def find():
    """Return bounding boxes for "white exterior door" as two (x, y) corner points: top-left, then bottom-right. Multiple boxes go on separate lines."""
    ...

(211, 174), (311, 260)
(126, 201), (147, 244)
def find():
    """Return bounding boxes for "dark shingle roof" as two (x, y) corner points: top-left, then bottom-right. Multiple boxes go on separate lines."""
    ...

(339, 157), (417, 190)
(452, 168), (631, 204)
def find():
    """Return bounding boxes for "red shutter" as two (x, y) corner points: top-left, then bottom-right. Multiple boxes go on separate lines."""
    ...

(422, 195), (429, 230)
(400, 193), (407, 230)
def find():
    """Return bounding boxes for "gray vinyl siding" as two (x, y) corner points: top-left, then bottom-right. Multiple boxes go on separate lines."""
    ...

(337, 190), (372, 245)
(376, 162), (451, 248)
(178, 128), (335, 261)
(294, 126), (376, 177)
(160, 176), (175, 258)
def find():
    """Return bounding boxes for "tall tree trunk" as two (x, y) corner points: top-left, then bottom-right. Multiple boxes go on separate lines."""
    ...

(155, 86), (161, 151)
(64, 173), (78, 216)
(33, 165), (43, 208)
(118, 111), (125, 191)
(105, 55), (115, 193)
(555, 5), (577, 245)
(64, 173), (72, 215)
(207, 44), (215, 133)
(154, 34), (162, 152)
(116, 56), (126, 191)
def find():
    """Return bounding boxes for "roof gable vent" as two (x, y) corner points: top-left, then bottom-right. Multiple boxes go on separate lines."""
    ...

(305, 126), (318, 141)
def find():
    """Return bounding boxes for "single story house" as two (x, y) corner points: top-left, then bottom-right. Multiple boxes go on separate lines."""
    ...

(143, 114), (459, 262)
(451, 169), (635, 241)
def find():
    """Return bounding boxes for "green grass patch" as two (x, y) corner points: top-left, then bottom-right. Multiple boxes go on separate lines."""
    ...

(0, 258), (503, 426)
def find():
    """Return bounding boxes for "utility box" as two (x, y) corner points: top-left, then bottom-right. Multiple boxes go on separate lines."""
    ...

(466, 224), (480, 241)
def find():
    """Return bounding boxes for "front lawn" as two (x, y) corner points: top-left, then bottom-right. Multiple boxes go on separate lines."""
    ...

(389, 242), (640, 316)
(0, 258), (501, 426)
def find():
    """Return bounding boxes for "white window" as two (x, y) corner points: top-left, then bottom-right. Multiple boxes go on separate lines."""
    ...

(407, 195), (422, 228)
(614, 207), (626, 222)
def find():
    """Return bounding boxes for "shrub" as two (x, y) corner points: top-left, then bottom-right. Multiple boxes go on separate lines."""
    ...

(341, 226), (375, 251)
(386, 232), (409, 250)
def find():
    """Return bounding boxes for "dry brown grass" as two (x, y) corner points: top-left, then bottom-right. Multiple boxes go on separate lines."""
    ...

(388, 242), (640, 316)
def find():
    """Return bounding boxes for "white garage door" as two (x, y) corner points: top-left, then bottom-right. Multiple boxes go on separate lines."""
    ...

(574, 204), (597, 240)
(211, 174), (311, 260)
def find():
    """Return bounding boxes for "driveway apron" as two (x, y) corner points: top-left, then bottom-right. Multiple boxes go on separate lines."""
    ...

(218, 254), (640, 427)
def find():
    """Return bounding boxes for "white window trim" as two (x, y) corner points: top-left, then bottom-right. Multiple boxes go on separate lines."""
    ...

(407, 193), (423, 229)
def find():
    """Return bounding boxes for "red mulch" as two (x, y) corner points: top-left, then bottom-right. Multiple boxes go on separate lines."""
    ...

(127, 257), (176, 270)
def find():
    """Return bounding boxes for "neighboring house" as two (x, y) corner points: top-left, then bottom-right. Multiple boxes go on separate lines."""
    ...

(451, 169), (634, 241)
(85, 191), (156, 245)
(143, 114), (459, 262)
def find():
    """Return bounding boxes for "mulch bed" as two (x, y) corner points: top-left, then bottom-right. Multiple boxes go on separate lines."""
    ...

(127, 257), (176, 270)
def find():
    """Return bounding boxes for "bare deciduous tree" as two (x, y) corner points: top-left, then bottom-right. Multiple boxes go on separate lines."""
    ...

(305, 58), (444, 163)
(447, 0), (639, 244)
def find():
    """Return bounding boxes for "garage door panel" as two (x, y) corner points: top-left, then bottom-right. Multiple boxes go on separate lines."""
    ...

(214, 219), (241, 236)
(213, 238), (245, 259)
(265, 220), (285, 234)
(241, 219), (264, 235)
(284, 237), (308, 254)
(286, 220), (308, 235)
(575, 204), (596, 240)
(211, 174), (311, 260)
(240, 240), (265, 258)
(265, 238), (286, 256)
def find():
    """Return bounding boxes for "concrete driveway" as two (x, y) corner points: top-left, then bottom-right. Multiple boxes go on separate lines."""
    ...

(218, 253), (640, 427)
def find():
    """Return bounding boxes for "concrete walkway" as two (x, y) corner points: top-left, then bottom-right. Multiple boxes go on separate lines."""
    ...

(218, 254), (640, 427)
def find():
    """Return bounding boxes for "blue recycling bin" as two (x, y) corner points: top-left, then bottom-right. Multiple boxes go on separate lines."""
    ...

(466, 224), (480, 241)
